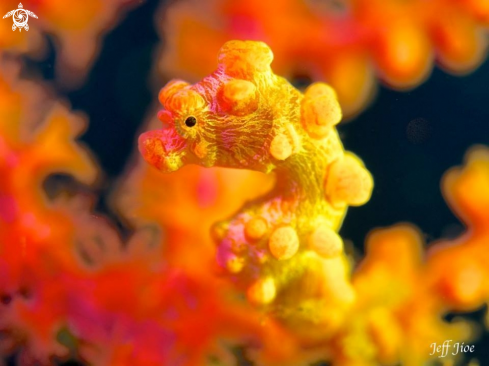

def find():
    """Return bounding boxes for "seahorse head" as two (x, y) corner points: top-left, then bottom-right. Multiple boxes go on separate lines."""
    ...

(139, 40), (299, 173)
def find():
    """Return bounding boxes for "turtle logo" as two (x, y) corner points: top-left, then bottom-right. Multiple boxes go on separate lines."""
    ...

(3, 3), (37, 32)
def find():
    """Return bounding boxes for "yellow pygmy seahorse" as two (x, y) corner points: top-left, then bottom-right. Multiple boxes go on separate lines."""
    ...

(139, 40), (373, 330)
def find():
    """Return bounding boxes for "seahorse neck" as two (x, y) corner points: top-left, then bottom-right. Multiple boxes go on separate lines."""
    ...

(272, 138), (329, 214)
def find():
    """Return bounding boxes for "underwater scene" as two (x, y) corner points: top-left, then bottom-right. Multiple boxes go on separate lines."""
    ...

(1, 0), (489, 365)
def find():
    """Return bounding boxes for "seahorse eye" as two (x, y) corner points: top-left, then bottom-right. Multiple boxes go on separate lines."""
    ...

(185, 116), (197, 127)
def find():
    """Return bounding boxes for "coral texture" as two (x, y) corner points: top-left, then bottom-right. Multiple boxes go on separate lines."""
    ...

(328, 146), (489, 366)
(140, 40), (374, 331)
(158, 0), (489, 115)
(0, 65), (98, 362)
(0, 0), (138, 85)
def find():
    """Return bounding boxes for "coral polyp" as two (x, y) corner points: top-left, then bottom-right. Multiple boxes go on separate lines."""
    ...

(139, 40), (373, 326)
(0, 0), (140, 86)
(328, 146), (489, 365)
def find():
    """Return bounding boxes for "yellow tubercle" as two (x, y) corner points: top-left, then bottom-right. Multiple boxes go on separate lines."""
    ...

(301, 83), (342, 139)
(308, 226), (343, 258)
(270, 134), (293, 161)
(247, 276), (277, 305)
(244, 217), (268, 240)
(326, 153), (374, 208)
(268, 226), (300, 260)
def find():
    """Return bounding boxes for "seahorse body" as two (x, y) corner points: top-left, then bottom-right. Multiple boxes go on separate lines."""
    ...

(139, 40), (373, 331)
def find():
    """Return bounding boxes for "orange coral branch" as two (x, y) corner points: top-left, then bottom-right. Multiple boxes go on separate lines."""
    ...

(0, 0), (140, 86)
(158, 0), (489, 116)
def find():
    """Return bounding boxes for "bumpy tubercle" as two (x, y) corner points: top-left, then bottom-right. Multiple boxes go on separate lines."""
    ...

(139, 40), (374, 332)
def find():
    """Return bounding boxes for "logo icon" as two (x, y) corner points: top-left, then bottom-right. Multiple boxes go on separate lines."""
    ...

(3, 3), (37, 32)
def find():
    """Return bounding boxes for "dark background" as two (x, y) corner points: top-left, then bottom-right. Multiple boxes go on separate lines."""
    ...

(20, 0), (489, 364)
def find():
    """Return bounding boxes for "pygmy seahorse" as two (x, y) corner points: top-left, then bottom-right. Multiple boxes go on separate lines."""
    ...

(139, 40), (373, 330)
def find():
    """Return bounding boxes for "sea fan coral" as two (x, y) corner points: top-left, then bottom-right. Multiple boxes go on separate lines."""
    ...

(328, 146), (489, 366)
(0, 65), (99, 361)
(428, 146), (489, 311)
(0, 0), (139, 85)
(330, 225), (472, 366)
(158, 0), (489, 116)
(1, 3), (489, 363)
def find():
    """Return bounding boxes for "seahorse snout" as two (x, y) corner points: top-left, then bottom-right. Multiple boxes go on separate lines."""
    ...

(138, 128), (187, 173)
